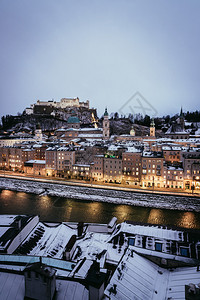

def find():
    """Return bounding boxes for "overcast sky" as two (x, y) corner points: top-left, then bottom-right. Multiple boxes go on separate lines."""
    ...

(0, 0), (200, 119)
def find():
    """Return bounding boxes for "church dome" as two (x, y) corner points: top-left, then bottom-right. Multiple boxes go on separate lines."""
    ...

(67, 116), (80, 124)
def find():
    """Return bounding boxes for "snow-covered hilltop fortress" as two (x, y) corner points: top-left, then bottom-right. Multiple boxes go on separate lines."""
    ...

(25, 97), (89, 115)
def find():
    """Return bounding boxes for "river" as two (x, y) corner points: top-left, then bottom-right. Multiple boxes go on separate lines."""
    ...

(0, 189), (200, 229)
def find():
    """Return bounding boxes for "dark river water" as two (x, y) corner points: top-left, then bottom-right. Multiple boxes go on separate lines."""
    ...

(0, 189), (200, 229)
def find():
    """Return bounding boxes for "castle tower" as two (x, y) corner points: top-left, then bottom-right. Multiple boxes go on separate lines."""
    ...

(103, 108), (110, 139)
(150, 118), (155, 137)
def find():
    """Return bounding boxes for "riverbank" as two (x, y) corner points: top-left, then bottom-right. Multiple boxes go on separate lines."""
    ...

(0, 175), (200, 212)
(1, 172), (200, 197)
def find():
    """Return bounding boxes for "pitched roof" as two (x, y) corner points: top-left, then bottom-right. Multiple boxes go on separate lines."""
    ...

(105, 249), (200, 300)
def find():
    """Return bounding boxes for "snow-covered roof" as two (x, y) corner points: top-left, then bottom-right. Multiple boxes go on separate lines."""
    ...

(78, 134), (103, 138)
(0, 271), (89, 300)
(104, 249), (200, 300)
(0, 215), (38, 252)
(57, 146), (71, 151)
(74, 232), (110, 262)
(162, 146), (182, 151)
(65, 128), (78, 131)
(79, 128), (102, 132)
(142, 151), (162, 158)
(25, 160), (46, 164)
(165, 123), (189, 135)
(108, 145), (120, 151)
(185, 121), (192, 126)
(70, 259), (93, 279)
(0, 215), (17, 226)
(56, 128), (67, 132)
(17, 222), (76, 259)
(73, 164), (90, 167)
(166, 166), (183, 171)
(194, 127), (200, 136)
(32, 144), (43, 148)
(111, 222), (186, 242)
(67, 138), (81, 143)
(126, 147), (141, 153)
(22, 148), (33, 152)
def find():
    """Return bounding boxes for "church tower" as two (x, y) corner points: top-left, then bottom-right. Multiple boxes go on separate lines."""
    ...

(35, 123), (43, 141)
(150, 118), (155, 137)
(179, 107), (185, 130)
(103, 108), (110, 139)
(130, 125), (135, 136)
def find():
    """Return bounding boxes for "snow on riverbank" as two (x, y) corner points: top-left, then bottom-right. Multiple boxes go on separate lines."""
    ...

(0, 177), (200, 212)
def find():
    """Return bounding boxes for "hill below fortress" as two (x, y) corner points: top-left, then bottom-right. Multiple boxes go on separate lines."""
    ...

(0, 108), (158, 137)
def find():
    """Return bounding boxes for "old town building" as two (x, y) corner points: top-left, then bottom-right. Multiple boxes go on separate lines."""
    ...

(122, 150), (142, 185)
(182, 149), (200, 190)
(141, 151), (164, 188)
(104, 155), (122, 183)
(91, 155), (104, 181)
(163, 166), (184, 189)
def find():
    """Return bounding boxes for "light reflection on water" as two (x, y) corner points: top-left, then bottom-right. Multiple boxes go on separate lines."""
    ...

(176, 212), (198, 229)
(0, 190), (200, 229)
(87, 202), (103, 218)
(148, 209), (165, 225)
(115, 205), (132, 220)
(1, 190), (15, 198)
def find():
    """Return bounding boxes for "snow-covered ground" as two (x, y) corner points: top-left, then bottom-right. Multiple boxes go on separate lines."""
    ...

(0, 177), (200, 212)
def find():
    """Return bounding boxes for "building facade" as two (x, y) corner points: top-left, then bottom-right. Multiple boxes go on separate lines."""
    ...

(141, 152), (164, 188)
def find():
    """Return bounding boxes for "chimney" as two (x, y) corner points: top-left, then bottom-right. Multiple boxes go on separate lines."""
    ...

(86, 261), (107, 300)
(24, 262), (56, 300)
(77, 222), (84, 237)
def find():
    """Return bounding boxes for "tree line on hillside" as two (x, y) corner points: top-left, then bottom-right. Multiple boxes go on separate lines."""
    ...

(108, 110), (200, 129)
(1, 110), (200, 131)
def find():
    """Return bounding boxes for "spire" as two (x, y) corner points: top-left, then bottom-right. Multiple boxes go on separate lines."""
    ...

(104, 107), (108, 117)
(150, 118), (155, 128)
(150, 118), (155, 137)
(180, 107), (184, 117)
